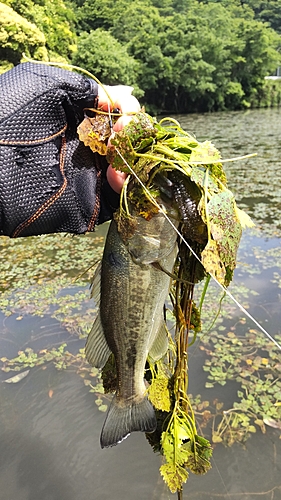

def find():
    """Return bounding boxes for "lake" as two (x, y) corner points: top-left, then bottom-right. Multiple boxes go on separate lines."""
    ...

(0, 108), (280, 500)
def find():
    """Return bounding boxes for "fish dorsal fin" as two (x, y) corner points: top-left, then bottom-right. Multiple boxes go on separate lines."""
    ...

(90, 261), (102, 303)
(149, 321), (168, 361)
(85, 313), (111, 369)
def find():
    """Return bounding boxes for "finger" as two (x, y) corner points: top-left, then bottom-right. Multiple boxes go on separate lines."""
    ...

(113, 115), (132, 132)
(106, 165), (127, 194)
(114, 94), (141, 114)
(107, 112), (136, 191)
(107, 116), (133, 149)
(98, 85), (135, 111)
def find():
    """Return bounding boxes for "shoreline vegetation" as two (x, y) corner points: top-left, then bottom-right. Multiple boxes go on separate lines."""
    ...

(252, 78), (281, 109)
(0, 0), (281, 113)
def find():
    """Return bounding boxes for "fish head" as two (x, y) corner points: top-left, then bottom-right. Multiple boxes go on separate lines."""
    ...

(126, 204), (179, 265)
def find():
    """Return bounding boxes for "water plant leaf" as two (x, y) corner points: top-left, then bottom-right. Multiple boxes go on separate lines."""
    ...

(235, 206), (255, 229)
(189, 141), (226, 185)
(159, 463), (189, 494)
(148, 376), (171, 412)
(201, 240), (226, 285)
(185, 435), (212, 474)
(189, 141), (220, 163)
(263, 418), (281, 430)
(207, 190), (242, 274)
(4, 370), (30, 383)
(98, 404), (108, 413)
(107, 112), (157, 170)
(190, 166), (221, 194)
(77, 114), (112, 155)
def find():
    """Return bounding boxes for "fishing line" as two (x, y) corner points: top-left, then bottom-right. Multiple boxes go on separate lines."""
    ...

(107, 103), (113, 134)
(211, 457), (233, 500)
(115, 147), (281, 352)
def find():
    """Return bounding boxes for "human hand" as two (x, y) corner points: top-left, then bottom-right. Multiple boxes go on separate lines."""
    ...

(98, 85), (141, 193)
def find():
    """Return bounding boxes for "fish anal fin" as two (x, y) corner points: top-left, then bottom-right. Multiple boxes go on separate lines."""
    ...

(85, 312), (111, 369)
(100, 396), (156, 448)
(149, 321), (168, 361)
(90, 261), (101, 303)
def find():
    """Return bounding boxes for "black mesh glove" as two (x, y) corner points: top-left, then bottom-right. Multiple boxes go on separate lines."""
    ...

(0, 62), (116, 237)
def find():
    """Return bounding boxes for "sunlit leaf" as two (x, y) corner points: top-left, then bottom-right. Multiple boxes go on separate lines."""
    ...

(148, 377), (171, 412)
(234, 206), (255, 229)
(77, 114), (112, 155)
(98, 404), (108, 413)
(159, 463), (189, 494)
(207, 190), (242, 276)
(201, 240), (226, 285)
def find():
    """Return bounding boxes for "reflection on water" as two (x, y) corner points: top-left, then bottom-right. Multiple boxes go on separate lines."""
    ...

(0, 109), (281, 499)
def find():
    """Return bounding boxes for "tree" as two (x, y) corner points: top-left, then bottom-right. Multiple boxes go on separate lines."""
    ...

(2, 0), (77, 59)
(230, 17), (281, 100)
(250, 1), (281, 34)
(76, 0), (124, 32)
(0, 2), (47, 70)
(1, 0), (280, 111)
(72, 28), (142, 95)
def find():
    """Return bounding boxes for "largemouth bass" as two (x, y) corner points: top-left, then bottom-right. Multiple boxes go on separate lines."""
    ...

(85, 203), (179, 448)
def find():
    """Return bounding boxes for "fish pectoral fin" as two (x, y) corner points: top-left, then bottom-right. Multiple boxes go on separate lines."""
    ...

(148, 321), (168, 361)
(85, 312), (111, 369)
(100, 395), (156, 448)
(90, 261), (101, 303)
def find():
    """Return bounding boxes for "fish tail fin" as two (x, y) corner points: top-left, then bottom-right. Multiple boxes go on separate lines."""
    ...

(100, 395), (156, 448)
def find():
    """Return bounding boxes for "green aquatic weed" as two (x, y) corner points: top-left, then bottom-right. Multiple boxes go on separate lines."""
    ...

(108, 110), (254, 495)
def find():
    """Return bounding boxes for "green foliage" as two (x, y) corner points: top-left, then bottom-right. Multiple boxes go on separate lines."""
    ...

(252, 78), (281, 108)
(0, 59), (13, 74)
(1, 0), (280, 111)
(1, 344), (69, 371)
(108, 111), (251, 285)
(231, 18), (280, 101)
(0, 2), (48, 65)
(245, 0), (281, 34)
(72, 28), (141, 92)
(74, 0), (281, 112)
(158, 403), (212, 492)
(2, 0), (76, 59)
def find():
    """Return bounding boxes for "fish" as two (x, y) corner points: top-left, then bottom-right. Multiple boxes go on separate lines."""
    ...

(85, 201), (179, 448)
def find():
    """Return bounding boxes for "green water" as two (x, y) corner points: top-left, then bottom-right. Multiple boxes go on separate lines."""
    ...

(0, 108), (280, 499)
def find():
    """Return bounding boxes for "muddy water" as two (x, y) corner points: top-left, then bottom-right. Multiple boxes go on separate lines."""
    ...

(0, 108), (280, 499)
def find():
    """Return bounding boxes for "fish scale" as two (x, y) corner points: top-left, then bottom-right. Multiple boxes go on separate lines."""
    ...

(85, 205), (179, 448)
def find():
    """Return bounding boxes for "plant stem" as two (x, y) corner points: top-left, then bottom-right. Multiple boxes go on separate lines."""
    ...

(177, 488), (183, 500)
